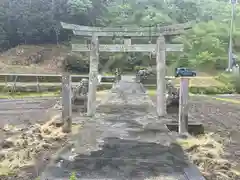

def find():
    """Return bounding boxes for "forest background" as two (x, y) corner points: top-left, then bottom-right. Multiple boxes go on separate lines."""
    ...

(0, 0), (239, 74)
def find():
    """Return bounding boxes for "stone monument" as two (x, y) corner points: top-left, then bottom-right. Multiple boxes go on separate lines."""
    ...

(72, 78), (89, 112)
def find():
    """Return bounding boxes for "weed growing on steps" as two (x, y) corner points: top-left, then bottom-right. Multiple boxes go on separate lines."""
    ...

(69, 172), (77, 180)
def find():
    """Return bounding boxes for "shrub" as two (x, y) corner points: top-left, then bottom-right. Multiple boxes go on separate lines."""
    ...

(63, 53), (89, 73)
(146, 85), (235, 95)
(69, 172), (77, 180)
(101, 77), (115, 83)
(216, 73), (240, 94)
(134, 66), (147, 72)
(232, 75), (240, 93)
(215, 73), (233, 85)
(189, 85), (235, 94)
(97, 84), (112, 91)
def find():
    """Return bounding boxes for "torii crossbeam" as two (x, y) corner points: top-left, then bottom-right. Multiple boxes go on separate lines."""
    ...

(60, 22), (192, 118)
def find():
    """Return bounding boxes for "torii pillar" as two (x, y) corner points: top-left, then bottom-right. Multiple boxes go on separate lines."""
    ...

(156, 36), (167, 117)
(87, 34), (99, 116)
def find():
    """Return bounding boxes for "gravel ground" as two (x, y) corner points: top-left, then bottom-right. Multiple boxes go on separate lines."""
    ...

(1, 92), (240, 179)
(0, 97), (59, 141)
(0, 97), (63, 180)
(0, 97), (58, 127)
(189, 95), (240, 164)
(151, 95), (240, 165)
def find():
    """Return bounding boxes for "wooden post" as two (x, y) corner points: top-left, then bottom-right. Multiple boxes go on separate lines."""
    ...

(178, 77), (189, 134)
(87, 34), (99, 116)
(156, 36), (166, 117)
(62, 72), (72, 133)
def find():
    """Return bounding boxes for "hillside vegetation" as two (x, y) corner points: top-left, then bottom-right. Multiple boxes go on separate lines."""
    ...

(0, 44), (70, 73)
(0, 0), (239, 74)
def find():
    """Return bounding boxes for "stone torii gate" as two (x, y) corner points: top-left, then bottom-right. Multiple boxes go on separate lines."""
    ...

(61, 22), (191, 119)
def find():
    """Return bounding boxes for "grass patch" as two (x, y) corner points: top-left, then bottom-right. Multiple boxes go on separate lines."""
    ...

(210, 97), (240, 104)
(177, 133), (240, 180)
(144, 76), (235, 94)
(0, 91), (60, 99)
(173, 76), (224, 87)
(189, 86), (235, 94)
(147, 89), (156, 97)
(146, 85), (235, 95)
(0, 89), (112, 99)
(216, 73), (240, 93)
(0, 77), (236, 99)
(102, 72), (114, 76)
(143, 76), (224, 87)
(69, 172), (77, 180)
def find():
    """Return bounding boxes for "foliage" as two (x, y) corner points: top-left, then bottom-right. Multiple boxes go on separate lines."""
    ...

(134, 66), (148, 71)
(232, 75), (240, 93)
(147, 84), (235, 95)
(63, 53), (89, 73)
(0, 0), (240, 72)
(215, 73), (234, 84)
(217, 73), (240, 93)
(189, 85), (235, 95)
(69, 172), (77, 180)
(176, 21), (232, 71)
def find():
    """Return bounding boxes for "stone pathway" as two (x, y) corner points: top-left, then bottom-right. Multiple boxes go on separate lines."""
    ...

(40, 80), (203, 180)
